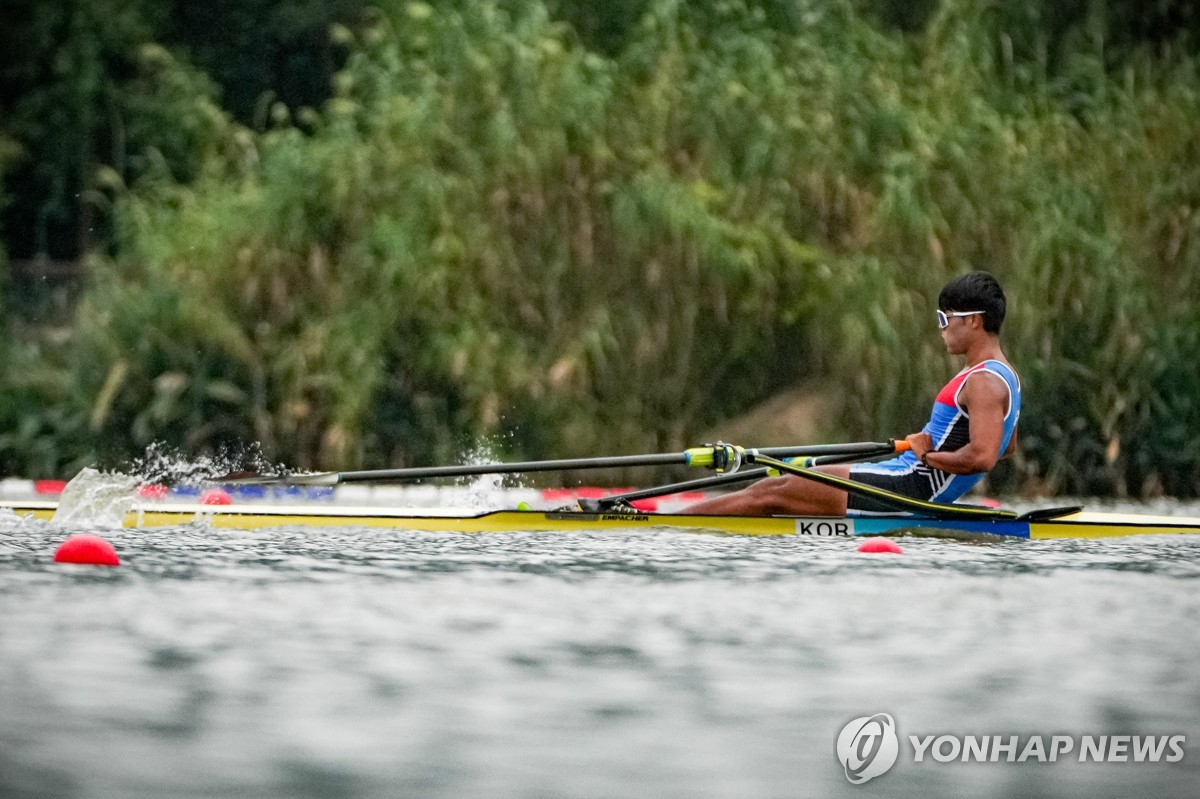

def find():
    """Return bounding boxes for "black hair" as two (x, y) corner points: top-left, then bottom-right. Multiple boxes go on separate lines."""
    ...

(938, 271), (1006, 333)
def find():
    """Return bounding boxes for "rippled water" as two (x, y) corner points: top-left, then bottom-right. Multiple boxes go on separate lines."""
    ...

(3, 507), (1200, 798)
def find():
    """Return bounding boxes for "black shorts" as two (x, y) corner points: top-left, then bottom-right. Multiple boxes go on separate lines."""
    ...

(845, 464), (941, 514)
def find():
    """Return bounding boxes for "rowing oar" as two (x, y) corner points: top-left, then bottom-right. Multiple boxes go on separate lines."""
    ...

(587, 441), (910, 510)
(216, 440), (905, 486)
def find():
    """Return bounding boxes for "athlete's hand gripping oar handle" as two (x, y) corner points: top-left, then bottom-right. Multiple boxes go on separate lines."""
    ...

(216, 440), (906, 486)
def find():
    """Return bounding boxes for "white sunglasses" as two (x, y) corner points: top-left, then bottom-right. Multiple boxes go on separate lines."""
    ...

(936, 310), (984, 329)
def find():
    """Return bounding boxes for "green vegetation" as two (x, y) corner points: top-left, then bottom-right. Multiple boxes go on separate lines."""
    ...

(2, 1), (1199, 496)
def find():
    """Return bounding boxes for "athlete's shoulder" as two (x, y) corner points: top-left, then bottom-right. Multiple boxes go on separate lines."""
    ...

(973, 358), (1021, 388)
(959, 360), (1018, 411)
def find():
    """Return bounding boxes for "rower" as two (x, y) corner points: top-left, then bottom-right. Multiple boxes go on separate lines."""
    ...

(683, 271), (1021, 517)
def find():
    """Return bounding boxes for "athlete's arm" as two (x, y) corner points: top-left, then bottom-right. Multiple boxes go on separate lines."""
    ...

(1002, 427), (1018, 459)
(922, 372), (1010, 475)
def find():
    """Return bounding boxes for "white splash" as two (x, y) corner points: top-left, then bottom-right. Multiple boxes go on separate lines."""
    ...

(442, 439), (517, 509)
(51, 468), (140, 528)
(130, 441), (284, 485)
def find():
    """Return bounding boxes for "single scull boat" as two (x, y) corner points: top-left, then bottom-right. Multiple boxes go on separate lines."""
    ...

(4, 499), (1199, 540)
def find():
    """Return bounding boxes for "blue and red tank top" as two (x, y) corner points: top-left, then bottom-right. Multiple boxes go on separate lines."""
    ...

(854, 359), (1021, 503)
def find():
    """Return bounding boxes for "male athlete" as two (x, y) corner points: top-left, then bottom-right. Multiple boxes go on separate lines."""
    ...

(684, 271), (1020, 516)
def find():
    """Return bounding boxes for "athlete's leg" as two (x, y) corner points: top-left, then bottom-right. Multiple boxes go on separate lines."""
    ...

(681, 465), (851, 516)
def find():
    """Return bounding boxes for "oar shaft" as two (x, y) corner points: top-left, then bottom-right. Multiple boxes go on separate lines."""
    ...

(761, 442), (901, 457)
(337, 453), (689, 482)
(220, 440), (907, 486)
(321, 441), (903, 484)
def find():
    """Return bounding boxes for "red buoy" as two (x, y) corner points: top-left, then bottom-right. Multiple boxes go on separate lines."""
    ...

(857, 537), (903, 554)
(53, 534), (120, 566)
(200, 488), (233, 505)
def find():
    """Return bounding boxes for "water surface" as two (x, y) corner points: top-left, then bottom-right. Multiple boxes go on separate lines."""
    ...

(2, 506), (1199, 798)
